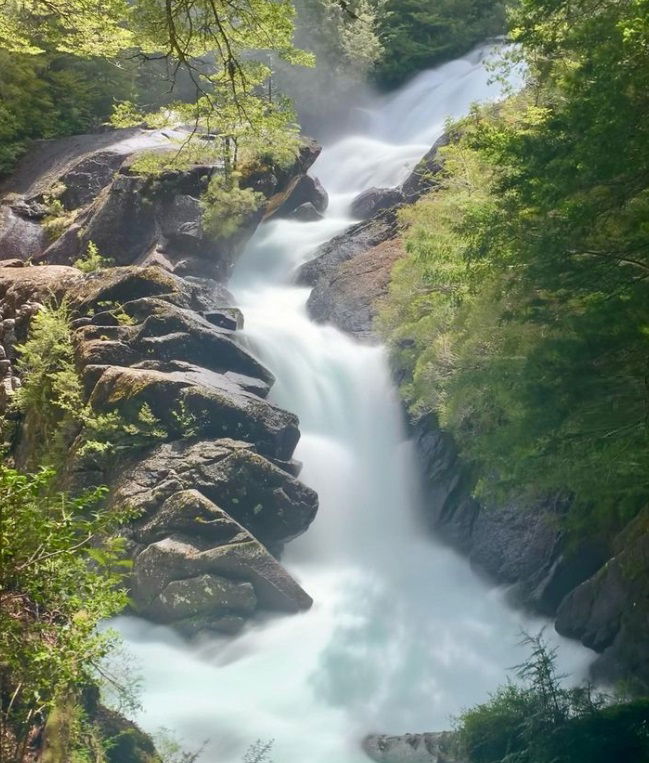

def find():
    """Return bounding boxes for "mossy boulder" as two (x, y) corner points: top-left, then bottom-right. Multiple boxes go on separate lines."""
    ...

(88, 365), (298, 460)
(127, 489), (314, 631)
(113, 440), (318, 548)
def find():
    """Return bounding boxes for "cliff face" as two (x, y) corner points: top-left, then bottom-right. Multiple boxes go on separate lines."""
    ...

(296, 137), (649, 691)
(0, 127), (327, 638)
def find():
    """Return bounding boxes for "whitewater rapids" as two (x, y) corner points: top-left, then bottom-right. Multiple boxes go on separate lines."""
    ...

(115, 45), (593, 762)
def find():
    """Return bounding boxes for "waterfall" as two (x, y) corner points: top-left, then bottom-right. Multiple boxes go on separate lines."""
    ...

(115, 45), (592, 762)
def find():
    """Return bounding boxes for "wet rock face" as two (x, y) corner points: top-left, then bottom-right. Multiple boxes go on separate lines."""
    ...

(297, 207), (400, 289)
(265, 174), (329, 221)
(410, 409), (649, 686)
(363, 732), (464, 763)
(350, 187), (404, 220)
(410, 414), (603, 609)
(306, 237), (405, 342)
(555, 510), (649, 688)
(0, 203), (47, 261)
(289, 202), (324, 222)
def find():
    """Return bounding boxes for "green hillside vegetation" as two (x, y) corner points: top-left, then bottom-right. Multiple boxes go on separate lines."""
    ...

(456, 634), (649, 763)
(374, 0), (506, 88)
(380, 0), (649, 535)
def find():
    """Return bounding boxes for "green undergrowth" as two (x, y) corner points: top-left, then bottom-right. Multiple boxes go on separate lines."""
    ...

(13, 300), (167, 471)
(0, 466), (135, 761)
(456, 634), (649, 763)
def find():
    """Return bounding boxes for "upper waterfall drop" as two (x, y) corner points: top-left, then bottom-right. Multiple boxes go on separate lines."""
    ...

(117, 44), (591, 763)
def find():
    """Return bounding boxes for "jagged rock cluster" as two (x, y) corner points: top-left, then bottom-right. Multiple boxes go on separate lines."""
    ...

(0, 126), (326, 636)
(298, 134), (449, 343)
(0, 126), (323, 278)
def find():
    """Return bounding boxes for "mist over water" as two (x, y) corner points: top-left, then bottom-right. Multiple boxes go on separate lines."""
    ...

(116, 45), (592, 762)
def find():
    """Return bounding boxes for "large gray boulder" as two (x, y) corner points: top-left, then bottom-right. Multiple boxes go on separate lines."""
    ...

(113, 439), (318, 549)
(363, 733), (464, 763)
(128, 489), (314, 634)
(350, 187), (403, 220)
(297, 207), (399, 287)
(1, 126), (323, 280)
(266, 174), (329, 220)
(289, 202), (324, 222)
(0, 128), (183, 263)
(306, 237), (404, 342)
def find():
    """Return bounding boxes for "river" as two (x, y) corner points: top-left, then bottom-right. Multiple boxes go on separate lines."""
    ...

(115, 44), (593, 762)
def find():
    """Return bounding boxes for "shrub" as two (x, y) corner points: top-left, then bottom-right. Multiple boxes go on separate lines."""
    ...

(14, 301), (166, 469)
(42, 190), (77, 243)
(457, 633), (649, 763)
(200, 175), (262, 240)
(0, 466), (133, 759)
(74, 241), (112, 273)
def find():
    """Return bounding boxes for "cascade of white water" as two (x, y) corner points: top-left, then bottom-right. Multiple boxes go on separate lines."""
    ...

(116, 45), (592, 762)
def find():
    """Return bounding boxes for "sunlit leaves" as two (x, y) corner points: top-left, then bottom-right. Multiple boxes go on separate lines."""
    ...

(380, 0), (649, 534)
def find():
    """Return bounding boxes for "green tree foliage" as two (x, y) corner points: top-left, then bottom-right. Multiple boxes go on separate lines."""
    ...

(381, 0), (649, 534)
(374, 0), (505, 88)
(201, 176), (263, 239)
(0, 466), (132, 760)
(0, 51), (135, 174)
(13, 301), (166, 470)
(292, 0), (382, 81)
(270, 0), (382, 125)
(457, 634), (649, 763)
(0, 0), (314, 176)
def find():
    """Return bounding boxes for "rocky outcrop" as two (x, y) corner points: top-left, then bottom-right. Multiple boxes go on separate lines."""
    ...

(306, 237), (405, 342)
(297, 207), (400, 289)
(351, 187), (404, 220)
(113, 440), (316, 550)
(0, 128), (181, 263)
(295, 137), (451, 340)
(363, 732), (464, 763)
(39, 162), (257, 280)
(289, 202), (324, 222)
(0, 120), (326, 638)
(401, 133), (451, 202)
(0, 127), (322, 282)
(410, 408), (649, 686)
(555, 509), (649, 688)
(121, 485), (314, 634)
(0, 260), (317, 636)
(265, 174), (329, 221)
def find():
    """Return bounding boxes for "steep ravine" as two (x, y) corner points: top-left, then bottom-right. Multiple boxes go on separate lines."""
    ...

(104, 46), (594, 763)
(0, 45), (625, 763)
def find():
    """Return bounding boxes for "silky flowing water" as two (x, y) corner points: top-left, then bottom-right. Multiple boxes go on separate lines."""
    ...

(116, 46), (594, 762)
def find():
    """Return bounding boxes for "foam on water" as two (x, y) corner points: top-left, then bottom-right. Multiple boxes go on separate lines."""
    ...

(116, 45), (591, 762)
